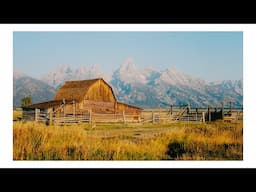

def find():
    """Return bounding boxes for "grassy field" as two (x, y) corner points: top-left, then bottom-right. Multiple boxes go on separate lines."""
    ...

(13, 121), (243, 160)
(13, 110), (22, 121)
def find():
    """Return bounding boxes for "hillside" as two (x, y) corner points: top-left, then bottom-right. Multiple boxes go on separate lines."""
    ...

(13, 71), (55, 107)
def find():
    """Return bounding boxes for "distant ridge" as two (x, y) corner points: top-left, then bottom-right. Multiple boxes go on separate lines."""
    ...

(14, 60), (243, 108)
(13, 71), (55, 107)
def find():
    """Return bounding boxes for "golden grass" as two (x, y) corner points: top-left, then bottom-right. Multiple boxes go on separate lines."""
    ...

(13, 121), (243, 160)
(13, 110), (22, 121)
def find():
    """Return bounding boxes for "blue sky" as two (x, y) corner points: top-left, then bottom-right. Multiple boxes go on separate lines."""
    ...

(13, 32), (243, 82)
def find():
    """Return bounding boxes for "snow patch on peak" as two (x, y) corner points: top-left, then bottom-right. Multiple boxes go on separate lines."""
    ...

(119, 58), (137, 73)
(167, 65), (177, 72)
(113, 58), (147, 84)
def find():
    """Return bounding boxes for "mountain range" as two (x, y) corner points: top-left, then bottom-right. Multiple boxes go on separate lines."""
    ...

(13, 61), (243, 108)
(13, 71), (55, 107)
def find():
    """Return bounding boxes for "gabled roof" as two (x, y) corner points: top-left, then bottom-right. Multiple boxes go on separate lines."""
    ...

(24, 100), (69, 109)
(54, 78), (116, 102)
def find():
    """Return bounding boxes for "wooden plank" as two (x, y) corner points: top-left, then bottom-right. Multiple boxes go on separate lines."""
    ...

(35, 109), (40, 122)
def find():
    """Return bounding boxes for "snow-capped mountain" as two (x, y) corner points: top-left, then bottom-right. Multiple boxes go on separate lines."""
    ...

(110, 60), (160, 107)
(205, 80), (243, 107)
(110, 60), (242, 108)
(112, 58), (147, 84)
(14, 60), (243, 108)
(41, 64), (110, 88)
(157, 66), (207, 89)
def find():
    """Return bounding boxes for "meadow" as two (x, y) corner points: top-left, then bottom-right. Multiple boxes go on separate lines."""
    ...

(13, 120), (243, 160)
(13, 109), (22, 121)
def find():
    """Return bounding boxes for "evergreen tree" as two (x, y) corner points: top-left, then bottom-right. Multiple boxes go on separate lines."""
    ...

(21, 96), (32, 107)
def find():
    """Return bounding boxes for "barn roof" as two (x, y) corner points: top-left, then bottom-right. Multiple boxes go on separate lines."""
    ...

(54, 78), (116, 102)
(117, 102), (142, 110)
(24, 99), (73, 109)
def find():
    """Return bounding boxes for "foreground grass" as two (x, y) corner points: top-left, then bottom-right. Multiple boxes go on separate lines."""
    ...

(13, 121), (243, 160)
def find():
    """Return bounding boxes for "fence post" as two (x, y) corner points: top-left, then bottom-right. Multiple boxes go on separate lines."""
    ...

(195, 108), (198, 121)
(123, 110), (126, 124)
(202, 112), (205, 123)
(221, 100), (224, 120)
(187, 104), (190, 114)
(49, 108), (53, 125)
(138, 115), (141, 123)
(229, 101), (232, 114)
(208, 106), (211, 122)
(89, 109), (92, 124)
(73, 100), (75, 117)
(35, 108), (40, 122)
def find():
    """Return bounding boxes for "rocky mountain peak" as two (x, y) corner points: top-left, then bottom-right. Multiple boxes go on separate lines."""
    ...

(119, 58), (137, 73)
(14, 60), (243, 108)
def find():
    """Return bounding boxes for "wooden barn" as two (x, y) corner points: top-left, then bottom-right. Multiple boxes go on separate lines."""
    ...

(23, 78), (142, 123)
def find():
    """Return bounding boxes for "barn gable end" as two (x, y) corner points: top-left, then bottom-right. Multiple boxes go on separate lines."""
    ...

(83, 79), (116, 102)
(54, 78), (116, 102)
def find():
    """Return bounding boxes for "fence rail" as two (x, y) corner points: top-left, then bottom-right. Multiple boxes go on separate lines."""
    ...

(22, 107), (243, 125)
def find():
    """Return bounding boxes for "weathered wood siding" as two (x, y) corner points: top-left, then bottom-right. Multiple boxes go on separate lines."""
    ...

(61, 100), (141, 115)
(84, 79), (115, 102)
(83, 100), (115, 113)
(117, 102), (141, 115)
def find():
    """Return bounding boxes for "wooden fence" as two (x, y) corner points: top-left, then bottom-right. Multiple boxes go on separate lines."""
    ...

(23, 109), (142, 125)
(22, 106), (243, 125)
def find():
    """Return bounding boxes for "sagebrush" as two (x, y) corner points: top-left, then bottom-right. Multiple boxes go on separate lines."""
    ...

(13, 121), (243, 160)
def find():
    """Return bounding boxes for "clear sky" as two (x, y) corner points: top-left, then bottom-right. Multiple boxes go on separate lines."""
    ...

(13, 32), (243, 82)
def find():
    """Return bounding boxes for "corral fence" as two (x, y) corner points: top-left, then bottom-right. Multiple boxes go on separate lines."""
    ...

(21, 105), (243, 125)
(23, 109), (142, 125)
